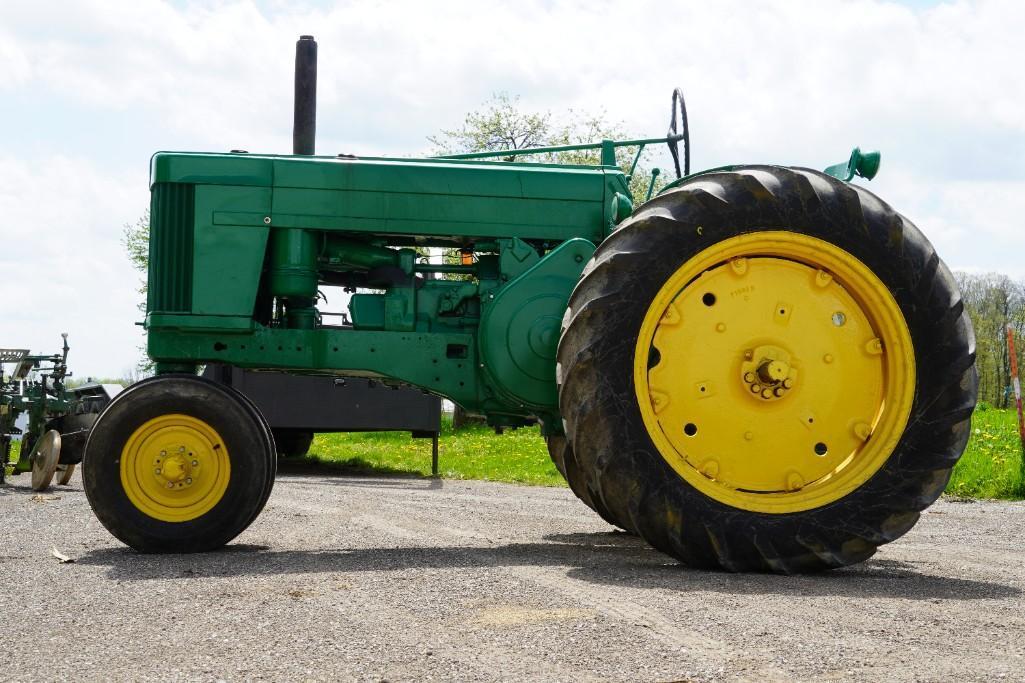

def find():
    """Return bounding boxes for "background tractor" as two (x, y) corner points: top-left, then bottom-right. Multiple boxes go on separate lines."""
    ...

(1, 335), (118, 489)
(83, 36), (977, 572)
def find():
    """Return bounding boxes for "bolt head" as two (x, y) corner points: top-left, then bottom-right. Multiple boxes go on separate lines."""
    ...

(192, 460), (198, 466)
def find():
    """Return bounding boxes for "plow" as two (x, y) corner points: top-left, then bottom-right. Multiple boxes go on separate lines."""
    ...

(81, 36), (976, 572)
(1, 335), (117, 489)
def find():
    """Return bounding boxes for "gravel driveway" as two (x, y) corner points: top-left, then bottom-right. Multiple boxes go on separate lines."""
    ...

(1, 466), (1023, 682)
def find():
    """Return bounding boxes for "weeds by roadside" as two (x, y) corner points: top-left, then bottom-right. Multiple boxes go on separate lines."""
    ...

(948, 406), (1025, 499)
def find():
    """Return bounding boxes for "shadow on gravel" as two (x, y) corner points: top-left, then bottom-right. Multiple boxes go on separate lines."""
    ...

(76, 530), (1020, 602)
(275, 457), (428, 480)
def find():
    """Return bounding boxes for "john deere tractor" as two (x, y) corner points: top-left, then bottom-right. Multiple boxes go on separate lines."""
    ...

(83, 36), (976, 572)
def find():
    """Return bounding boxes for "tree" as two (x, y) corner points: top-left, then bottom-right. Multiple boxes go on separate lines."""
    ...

(429, 93), (666, 200)
(122, 211), (153, 372)
(954, 271), (1025, 408)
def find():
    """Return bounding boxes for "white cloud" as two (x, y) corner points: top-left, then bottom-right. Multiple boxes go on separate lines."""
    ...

(0, 156), (145, 378)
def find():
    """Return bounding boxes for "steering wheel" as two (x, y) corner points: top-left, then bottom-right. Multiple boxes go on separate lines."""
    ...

(666, 88), (690, 179)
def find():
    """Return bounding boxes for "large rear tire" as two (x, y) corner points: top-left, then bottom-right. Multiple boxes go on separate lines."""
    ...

(557, 166), (976, 572)
(544, 433), (630, 531)
(83, 375), (276, 553)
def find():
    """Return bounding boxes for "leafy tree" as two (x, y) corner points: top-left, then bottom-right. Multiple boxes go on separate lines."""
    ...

(122, 211), (153, 372)
(956, 272), (1025, 408)
(429, 93), (666, 200)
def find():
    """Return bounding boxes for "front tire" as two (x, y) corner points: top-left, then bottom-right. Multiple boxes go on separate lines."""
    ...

(83, 375), (276, 553)
(557, 166), (976, 572)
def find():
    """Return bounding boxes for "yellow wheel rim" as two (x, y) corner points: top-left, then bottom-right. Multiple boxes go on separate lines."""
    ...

(633, 232), (915, 514)
(120, 414), (231, 522)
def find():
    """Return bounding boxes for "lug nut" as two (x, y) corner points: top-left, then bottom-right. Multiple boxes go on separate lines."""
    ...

(155, 469), (161, 475)
(186, 478), (192, 484)
(744, 372), (755, 383)
(774, 387), (785, 397)
(761, 388), (773, 399)
(750, 384), (762, 393)
(192, 460), (198, 466)
(783, 378), (793, 389)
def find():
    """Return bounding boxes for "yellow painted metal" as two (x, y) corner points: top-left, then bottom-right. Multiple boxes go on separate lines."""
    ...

(633, 232), (915, 513)
(119, 414), (231, 522)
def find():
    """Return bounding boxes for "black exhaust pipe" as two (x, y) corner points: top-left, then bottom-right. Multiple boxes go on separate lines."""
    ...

(293, 35), (317, 155)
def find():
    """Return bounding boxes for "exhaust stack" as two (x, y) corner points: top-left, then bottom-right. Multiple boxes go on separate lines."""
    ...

(293, 35), (317, 155)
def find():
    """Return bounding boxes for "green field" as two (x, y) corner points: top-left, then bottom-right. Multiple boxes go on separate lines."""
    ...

(306, 409), (1025, 500)
(306, 418), (563, 486)
(947, 406), (1025, 499)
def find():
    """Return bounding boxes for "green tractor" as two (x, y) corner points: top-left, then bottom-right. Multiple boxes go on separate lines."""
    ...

(83, 36), (976, 572)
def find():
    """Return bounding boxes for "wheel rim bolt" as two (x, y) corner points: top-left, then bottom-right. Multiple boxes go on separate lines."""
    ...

(750, 384), (762, 393)
(192, 460), (198, 466)
(744, 372), (755, 383)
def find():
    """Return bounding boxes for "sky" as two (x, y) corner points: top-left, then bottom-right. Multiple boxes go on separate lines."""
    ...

(0, 0), (1021, 378)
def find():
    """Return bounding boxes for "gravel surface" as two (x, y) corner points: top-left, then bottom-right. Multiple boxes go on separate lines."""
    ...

(1, 467), (1023, 682)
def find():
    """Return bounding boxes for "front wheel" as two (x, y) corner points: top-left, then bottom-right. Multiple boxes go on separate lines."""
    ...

(557, 166), (977, 572)
(83, 375), (276, 553)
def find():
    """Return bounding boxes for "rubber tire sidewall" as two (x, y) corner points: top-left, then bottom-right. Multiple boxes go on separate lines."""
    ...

(84, 375), (274, 553)
(558, 166), (977, 571)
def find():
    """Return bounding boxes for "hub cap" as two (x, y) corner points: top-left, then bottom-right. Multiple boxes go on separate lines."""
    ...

(633, 232), (915, 513)
(120, 414), (230, 522)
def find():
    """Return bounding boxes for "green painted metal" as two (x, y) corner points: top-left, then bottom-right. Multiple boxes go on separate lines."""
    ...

(479, 238), (595, 411)
(145, 147), (632, 426)
(434, 135), (685, 162)
(824, 147), (882, 182)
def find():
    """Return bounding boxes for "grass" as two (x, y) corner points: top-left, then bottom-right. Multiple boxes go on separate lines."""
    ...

(948, 406), (1025, 499)
(304, 416), (564, 486)
(305, 409), (1025, 501)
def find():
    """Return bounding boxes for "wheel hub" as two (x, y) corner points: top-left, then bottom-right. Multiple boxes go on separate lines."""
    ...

(740, 345), (797, 401)
(120, 414), (229, 522)
(633, 232), (915, 513)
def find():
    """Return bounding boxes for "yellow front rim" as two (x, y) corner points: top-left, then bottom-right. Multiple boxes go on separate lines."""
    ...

(120, 414), (231, 522)
(633, 232), (915, 514)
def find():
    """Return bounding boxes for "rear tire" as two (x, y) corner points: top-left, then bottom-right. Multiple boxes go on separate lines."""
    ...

(83, 375), (276, 553)
(545, 433), (630, 531)
(557, 166), (976, 572)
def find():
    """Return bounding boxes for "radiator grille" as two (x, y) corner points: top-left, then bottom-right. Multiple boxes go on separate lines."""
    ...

(147, 183), (195, 313)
